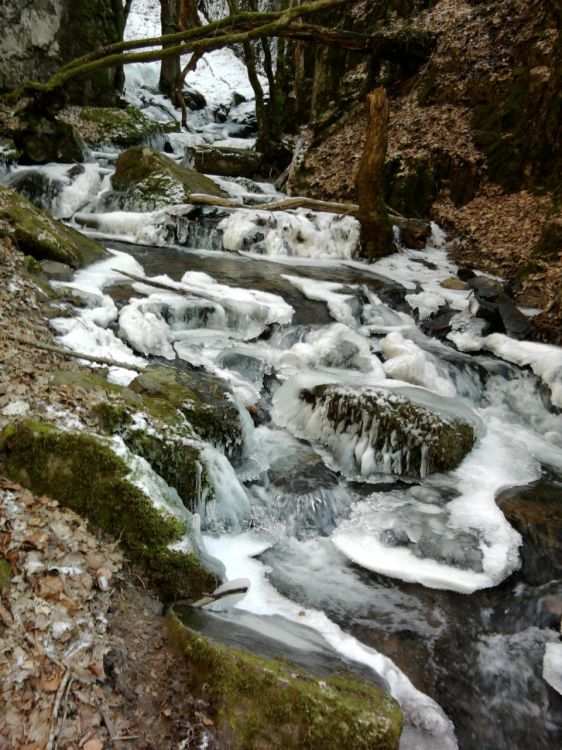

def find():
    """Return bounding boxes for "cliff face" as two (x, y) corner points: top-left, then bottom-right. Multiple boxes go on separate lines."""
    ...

(289, 0), (561, 342)
(0, 0), (121, 105)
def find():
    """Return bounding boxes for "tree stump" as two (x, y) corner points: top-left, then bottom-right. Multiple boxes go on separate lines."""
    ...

(356, 87), (395, 260)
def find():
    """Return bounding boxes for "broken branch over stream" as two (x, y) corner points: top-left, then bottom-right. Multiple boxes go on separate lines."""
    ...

(6, 0), (435, 99)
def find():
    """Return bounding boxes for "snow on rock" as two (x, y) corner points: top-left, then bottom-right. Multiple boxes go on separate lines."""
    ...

(380, 331), (456, 397)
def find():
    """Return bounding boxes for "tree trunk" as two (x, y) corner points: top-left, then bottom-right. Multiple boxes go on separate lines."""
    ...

(356, 87), (394, 261)
(159, 0), (181, 102)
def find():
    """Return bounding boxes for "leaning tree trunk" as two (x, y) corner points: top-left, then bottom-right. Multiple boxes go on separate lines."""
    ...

(159, 0), (182, 103)
(356, 87), (394, 261)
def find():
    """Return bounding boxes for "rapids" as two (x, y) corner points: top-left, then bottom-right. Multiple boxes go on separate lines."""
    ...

(2, 31), (561, 749)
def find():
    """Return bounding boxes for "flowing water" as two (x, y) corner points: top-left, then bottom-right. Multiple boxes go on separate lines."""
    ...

(2, 50), (562, 749)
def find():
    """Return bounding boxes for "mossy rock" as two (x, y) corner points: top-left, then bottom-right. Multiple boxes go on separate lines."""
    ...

(298, 384), (476, 478)
(111, 147), (226, 211)
(167, 610), (403, 750)
(0, 420), (218, 601)
(184, 145), (263, 178)
(0, 185), (107, 267)
(129, 367), (243, 460)
(75, 106), (162, 149)
(13, 115), (86, 165)
(0, 558), (13, 592)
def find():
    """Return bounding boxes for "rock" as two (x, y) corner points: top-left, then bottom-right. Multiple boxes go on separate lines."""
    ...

(0, 185), (107, 267)
(497, 477), (562, 584)
(0, 419), (218, 601)
(274, 379), (478, 479)
(440, 277), (469, 290)
(40, 260), (74, 281)
(398, 218), (431, 249)
(1, 400), (30, 417)
(110, 146), (226, 211)
(167, 610), (403, 750)
(183, 88), (207, 111)
(183, 145), (263, 178)
(13, 115), (86, 165)
(69, 105), (162, 149)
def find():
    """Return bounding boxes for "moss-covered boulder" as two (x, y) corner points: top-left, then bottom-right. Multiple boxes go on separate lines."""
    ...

(110, 147), (226, 211)
(184, 145), (263, 178)
(0, 420), (218, 601)
(129, 367), (243, 460)
(0, 185), (107, 267)
(13, 115), (86, 165)
(167, 610), (403, 750)
(274, 381), (477, 479)
(66, 106), (162, 149)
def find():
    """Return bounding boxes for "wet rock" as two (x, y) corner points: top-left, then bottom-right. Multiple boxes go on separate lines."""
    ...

(397, 218), (431, 249)
(420, 305), (458, 339)
(40, 260), (74, 281)
(111, 146), (226, 211)
(440, 277), (469, 290)
(0, 419), (218, 601)
(167, 609), (403, 750)
(183, 145), (263, 178)
(0, 185), (107, 267)
(497, 477), (562, 584)
(14, 116), (86, 165)
(183, 88), (207, 111)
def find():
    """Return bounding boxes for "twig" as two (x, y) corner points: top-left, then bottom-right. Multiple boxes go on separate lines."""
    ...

(3, 334), (144, 373)
(46, 670), (71, 750)
(53, 676), (74, 750)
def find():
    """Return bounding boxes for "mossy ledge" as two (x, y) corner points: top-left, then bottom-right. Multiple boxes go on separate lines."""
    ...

(0, 420), (218, 601)
(167, 610), (403, 750)
(0, 185), (107, 267)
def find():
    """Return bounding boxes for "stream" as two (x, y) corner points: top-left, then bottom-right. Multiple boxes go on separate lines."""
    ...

(2, 43), (562, 750)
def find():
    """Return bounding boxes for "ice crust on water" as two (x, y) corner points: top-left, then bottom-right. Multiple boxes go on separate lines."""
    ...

(450, 330), (562, 408)
(219, 209), (360, 259)
(380, 331), (456, 397)
(203, 533), (458, 750)
(282, 275), (360, 327)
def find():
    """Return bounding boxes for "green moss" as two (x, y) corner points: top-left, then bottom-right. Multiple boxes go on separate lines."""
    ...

(0, 559), (13, 592)
(77, 106), (162, 148)
(167, 611), (403, 750)
(0, 185), (107, 267)
(111, 147), (226, 209)
(0, 420), (217, 600)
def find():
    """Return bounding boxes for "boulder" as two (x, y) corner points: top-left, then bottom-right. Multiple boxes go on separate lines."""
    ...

(110, 146), (226, 211)
(183, 88), (207, 111)
(0, 419), (218, 601)
(497, 477), (562, 584)
(0, 184), (107, 267)
(167, 610), (403, 750)
(397, 217), (431, 249)
(64, 105), (162, 149)
(274, 379), (478, 479)
(183, 144), (263, 178)
(13, 115), (86, 165)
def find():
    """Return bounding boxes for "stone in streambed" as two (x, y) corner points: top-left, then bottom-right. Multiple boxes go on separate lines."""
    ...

(110, 146), (226, 211)
(14, 116), (86, 165)
(183, 144), (263, 178)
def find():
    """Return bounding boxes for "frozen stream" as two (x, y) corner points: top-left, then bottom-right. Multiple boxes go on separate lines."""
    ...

(3, 42), (562, 749)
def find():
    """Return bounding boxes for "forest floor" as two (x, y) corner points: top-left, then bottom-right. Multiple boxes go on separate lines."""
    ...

(0, 237), (216, 750)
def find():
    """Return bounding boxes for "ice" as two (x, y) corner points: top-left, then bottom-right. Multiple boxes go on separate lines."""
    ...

(543, 642), (562, 695)
(282, 275), (359, 327)
(203, 532), (458, 750)
(380, 331), (456, 397)
(219, 209), (360, 259)
(201, 445), (252, 532)
(450, 331), (562, 408)
(119, 295), (177, 359)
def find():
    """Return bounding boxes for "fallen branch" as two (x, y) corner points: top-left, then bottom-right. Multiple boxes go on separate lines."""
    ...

(4, 334), (144, 373)
(46, 670), (71, 750)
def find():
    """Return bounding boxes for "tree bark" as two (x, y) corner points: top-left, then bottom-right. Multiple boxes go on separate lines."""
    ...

(356, 87), (394, 261)
(159, 0), (182, 103)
